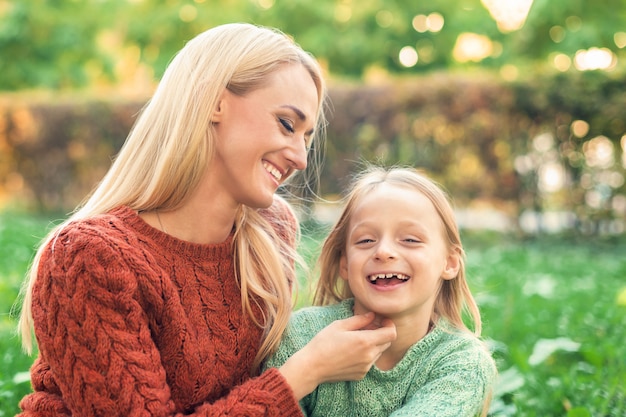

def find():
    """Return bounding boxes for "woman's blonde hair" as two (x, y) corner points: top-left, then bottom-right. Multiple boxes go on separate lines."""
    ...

(18, 23), (327, 371)
(312, 165), (482, 336)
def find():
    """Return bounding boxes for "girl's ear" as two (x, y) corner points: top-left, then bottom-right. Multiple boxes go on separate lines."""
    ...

(442, 250), (461, 280)
(339, 254), (349, 281)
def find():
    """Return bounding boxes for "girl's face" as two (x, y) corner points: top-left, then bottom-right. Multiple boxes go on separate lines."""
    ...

(208, 63), (319, 209)
(339, 183), (460, 324)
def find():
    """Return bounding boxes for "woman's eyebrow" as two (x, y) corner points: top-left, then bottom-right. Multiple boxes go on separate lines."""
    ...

(280, 104), (307, 121)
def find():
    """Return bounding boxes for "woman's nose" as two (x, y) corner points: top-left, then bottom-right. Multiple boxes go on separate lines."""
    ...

(286, 139), (308, 171)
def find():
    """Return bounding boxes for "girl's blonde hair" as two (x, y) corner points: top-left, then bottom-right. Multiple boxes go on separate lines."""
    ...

(18, 23), (327, 371)
(312, 165), (482, 336)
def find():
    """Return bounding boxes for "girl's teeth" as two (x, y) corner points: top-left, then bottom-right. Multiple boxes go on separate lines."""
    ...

(368, 273), (410, 282)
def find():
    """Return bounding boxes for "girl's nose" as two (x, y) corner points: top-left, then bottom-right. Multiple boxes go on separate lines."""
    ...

(374, 239), (397, 261)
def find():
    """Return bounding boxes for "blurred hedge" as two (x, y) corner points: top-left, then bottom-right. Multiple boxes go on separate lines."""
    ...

(1, 71), (624, 234)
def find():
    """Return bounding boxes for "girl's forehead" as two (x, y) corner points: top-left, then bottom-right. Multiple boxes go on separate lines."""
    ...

(358, 182), (427, 204)
(346, 183), (449, 241)
(350, 184), (436, 221)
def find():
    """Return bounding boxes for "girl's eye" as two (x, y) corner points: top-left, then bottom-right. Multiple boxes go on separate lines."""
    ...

(356, 238), (375, 245)
(279, 118), (295, 133)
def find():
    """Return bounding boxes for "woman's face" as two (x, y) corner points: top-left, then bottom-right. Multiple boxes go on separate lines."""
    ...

(208, 63), (319, 209)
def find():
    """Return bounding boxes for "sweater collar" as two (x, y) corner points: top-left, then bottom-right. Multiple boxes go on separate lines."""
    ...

(111, 206), (234, 260)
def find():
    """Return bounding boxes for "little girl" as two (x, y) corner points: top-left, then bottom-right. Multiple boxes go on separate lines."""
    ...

(264, 166), (497, 417)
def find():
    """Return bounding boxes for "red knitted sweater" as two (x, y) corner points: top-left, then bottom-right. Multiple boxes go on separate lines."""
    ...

(18, 201), (303, 417)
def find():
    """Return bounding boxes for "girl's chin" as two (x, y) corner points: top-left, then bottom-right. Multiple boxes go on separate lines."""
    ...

(353, 305), (391, 322)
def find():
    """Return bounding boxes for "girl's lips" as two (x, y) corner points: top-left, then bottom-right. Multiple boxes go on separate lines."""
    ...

(368, 280), (407, 293)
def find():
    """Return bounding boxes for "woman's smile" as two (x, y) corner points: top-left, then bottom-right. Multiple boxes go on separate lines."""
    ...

(263, 160), (285, 184)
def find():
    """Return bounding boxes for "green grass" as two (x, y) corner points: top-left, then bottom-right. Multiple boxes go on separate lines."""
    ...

(1, 214), (625, 416)
(465, 233), (626, 417)
(0, 211), (56, 416)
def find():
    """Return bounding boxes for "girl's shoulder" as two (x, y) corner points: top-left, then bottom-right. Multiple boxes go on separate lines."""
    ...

(411, 320), (495, 369)
(426, 322), (497, 379)
(290, 299), (354, 332)
(266, 300), (354, 364)
(436, 320), (492, 351)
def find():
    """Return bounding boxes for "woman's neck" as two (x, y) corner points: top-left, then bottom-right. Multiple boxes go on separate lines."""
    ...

(141, 195), (238, 244)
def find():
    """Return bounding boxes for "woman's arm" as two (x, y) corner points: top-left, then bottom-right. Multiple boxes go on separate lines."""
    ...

(279, 313), (396, 400)
(20, 227), (302, 417)
(264, 305), (397, 403)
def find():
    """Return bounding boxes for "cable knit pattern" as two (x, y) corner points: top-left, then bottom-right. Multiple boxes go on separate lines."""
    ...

(19, 200), (303, 417)
(264, 299), (497, 417)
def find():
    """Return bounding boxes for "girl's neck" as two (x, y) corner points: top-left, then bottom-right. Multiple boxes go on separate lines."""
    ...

(374, 314), (434, 371)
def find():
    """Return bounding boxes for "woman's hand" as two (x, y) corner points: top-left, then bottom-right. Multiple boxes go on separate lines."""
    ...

(279, 312), (396, 400)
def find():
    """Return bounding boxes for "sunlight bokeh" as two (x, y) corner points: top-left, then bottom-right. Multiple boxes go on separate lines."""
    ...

(452, 33), (494, 63)
(481, 0), (533, 32)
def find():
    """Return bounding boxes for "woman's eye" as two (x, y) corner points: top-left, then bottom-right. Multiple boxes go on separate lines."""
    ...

(279, 118), (295, 133)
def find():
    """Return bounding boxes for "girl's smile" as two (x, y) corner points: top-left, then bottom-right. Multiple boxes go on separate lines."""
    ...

(367, 272), (411, 290)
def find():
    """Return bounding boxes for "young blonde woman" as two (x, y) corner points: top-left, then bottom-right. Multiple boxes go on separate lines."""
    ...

(16, 23), (396, 416)
(264, 166), (497, 417)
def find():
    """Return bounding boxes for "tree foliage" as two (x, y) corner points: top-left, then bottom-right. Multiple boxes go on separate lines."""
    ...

(0, 0), (624, 90)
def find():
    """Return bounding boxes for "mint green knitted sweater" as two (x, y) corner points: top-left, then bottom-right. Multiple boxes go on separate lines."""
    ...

(264, 299), (497, 417)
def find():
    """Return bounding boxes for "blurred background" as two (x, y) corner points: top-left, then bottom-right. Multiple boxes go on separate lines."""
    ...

(0, 1), (625, 416)
(0, 0), (625, 235)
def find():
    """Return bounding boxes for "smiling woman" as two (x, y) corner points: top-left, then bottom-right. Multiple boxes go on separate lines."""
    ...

(264, 165), (497, 417)
(15, 23), (397, 417)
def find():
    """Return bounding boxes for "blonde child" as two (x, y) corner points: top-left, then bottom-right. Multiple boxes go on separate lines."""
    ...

(265, 166), (497, 417)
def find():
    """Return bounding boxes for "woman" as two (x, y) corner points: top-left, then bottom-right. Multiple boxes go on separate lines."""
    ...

(17, 23), (396, 416)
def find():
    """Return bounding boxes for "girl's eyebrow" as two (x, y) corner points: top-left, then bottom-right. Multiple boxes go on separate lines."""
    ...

(280, 104), (315, 136)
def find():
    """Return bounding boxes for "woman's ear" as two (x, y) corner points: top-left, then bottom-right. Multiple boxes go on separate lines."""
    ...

(442, 250), (461, 280)
(211, 90), (228, 123)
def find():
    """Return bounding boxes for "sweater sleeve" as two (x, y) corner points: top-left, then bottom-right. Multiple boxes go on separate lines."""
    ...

(263, 324), (313, 417)
(19, 225), (302, 417)
(263, 306), (340, 417)
(262, 305), (334, 372)
(389, 346), (497, 417)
